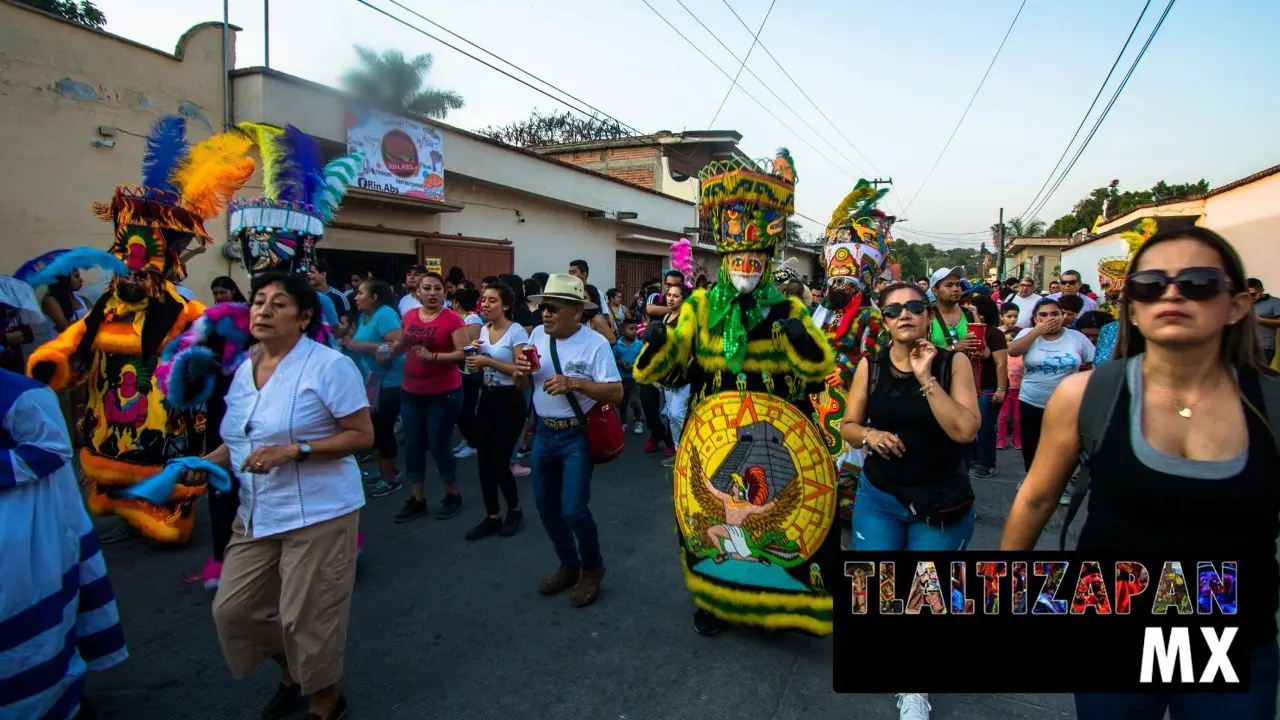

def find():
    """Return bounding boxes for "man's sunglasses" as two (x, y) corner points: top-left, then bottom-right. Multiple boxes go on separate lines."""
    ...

(538, 302), (567, 315)
(1126, 267), (1230, 303)
(881, 300), (929, 319)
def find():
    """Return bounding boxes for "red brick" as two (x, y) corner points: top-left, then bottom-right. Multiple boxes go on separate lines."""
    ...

(606, 167), (655, 189)
(605, 147), (657, 161)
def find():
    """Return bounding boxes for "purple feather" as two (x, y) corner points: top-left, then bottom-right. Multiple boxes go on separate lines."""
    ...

(142, 116), (189, 192)
(273, 125), (324, 204)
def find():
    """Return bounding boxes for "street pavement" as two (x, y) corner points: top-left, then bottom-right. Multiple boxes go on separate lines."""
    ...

(85, 436), (1080, 719)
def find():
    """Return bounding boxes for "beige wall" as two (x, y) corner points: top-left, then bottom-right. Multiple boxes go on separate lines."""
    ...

(0, 4), (234, 304)
(1201, 173), (1280, 289)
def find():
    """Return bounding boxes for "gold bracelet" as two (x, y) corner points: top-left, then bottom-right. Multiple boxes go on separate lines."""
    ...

(918, 377), (936, 396)
(861, 428), (872, 449)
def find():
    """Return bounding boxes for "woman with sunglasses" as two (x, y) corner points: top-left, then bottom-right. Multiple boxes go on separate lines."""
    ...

(1006, 297), (1094, 501)
(839, 283), (980, 719)
(1002, 227), (1280, 719)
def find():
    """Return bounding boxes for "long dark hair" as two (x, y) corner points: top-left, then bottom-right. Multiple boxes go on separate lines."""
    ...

(970, 294), (1001, 326)
(210, 275), (247, 303)
(250, 271), (323, 338)
(46, 275), (77, 319)
(483, 282), (516, 321)
(362, 278), (398, 312)
(1115, 226), (1266, 372)
(877, 281), (930, 309)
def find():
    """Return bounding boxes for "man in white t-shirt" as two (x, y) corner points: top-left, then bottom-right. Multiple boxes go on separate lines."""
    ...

(1006, 277), (1042, 328)
(513, 273), (622, 610)
(397, 264), (425, 316)
(1046, 270), (1098, 314)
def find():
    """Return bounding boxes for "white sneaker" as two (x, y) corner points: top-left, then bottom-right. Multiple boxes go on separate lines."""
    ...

(896, 693), (931, 720)
(452, 440), (467, 454)
(1059, 490), (1071, 506)
(454, 445), (477, 459)
(633, 421), (644, 435)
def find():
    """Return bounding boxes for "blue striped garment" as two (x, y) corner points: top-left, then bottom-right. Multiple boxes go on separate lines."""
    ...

(0, 370), (128, 720)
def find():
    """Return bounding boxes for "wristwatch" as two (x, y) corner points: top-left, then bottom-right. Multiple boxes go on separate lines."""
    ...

(296, 442), (312, 462)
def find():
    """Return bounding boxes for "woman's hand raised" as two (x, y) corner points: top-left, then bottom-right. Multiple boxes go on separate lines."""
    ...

(908, 339), (937, 382)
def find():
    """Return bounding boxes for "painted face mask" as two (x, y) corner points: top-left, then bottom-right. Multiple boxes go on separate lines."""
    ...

(724, 251), (767, 294)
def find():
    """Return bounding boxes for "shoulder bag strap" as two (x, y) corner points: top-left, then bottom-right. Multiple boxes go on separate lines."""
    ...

(550, 337), (587, 425)
(1255, 373), (1280, 454)
(1060, 358), (1127, 550)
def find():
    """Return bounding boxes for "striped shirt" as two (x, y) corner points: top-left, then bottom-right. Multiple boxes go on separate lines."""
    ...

(0, 371), (128, 719)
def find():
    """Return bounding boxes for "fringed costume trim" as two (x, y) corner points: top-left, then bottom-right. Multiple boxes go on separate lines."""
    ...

(682, 555), (833, 636)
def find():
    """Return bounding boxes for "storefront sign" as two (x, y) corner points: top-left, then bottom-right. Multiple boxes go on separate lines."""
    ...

(346, 108), (445, 200)
(424, 257), (442, 275)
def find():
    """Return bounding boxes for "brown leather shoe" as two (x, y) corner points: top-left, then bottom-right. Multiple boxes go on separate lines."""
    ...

(570, 566), (606, 607)
(539, 565), (579, 595)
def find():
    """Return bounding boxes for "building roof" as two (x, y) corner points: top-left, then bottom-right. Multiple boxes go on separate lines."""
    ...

(229, 67), (695, 207)
(1007, 236), (1071, 251)
(531, 130), (745, 154)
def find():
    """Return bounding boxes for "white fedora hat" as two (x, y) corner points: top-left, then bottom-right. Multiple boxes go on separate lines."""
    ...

(527, 273), (598, 310)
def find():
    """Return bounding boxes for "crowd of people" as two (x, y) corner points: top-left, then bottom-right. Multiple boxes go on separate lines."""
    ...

(2, 123), (1278, 720)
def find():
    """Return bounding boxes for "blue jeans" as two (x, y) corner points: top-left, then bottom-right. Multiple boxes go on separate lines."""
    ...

(851, 476), (975, 551)
(531, 424), (601, 570)
(970, 389), (998, 471)
(1074, 641), (1279, 719)
(401, 387), (463, 489)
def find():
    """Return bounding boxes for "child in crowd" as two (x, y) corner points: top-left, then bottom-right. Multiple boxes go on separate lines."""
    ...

(997, 324), (1023, 451)
(999, 302), (1021, 335)
(1057, 294), (1084, 327)
(1072, 310), (1113, 347)
(613, 319), (644, 435)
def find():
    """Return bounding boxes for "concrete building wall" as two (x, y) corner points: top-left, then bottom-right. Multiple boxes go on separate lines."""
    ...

(1060, 234), (1128, 295)
(1201, 173), (1280, 289)
(0, 4), (233, 304)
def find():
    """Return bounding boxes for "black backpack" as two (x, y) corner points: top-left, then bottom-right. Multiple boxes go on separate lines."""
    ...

(1060, 358), (1280, 550)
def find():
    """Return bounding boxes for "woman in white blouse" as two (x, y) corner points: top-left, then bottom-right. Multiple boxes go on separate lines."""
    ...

(183, 272), (374, 720)
(462, 282), (530, 540)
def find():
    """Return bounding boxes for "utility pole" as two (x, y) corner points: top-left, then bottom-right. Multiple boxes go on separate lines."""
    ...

(264, 0), (271, 68)
(870, 178), (893, 187)
(996, 207), (1005, 283)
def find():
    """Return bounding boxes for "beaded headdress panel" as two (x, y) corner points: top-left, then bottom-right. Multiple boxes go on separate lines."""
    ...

(699, 149), (797, 255)
(91, 116), (255, 297)
(230, 124), (361, 276)
(823, 180), (892, 286)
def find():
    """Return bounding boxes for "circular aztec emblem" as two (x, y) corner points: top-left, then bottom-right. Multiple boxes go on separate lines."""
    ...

(674, 391), (836, 569)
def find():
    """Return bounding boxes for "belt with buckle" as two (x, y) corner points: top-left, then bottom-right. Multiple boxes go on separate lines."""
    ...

(541, 417), (581, 431)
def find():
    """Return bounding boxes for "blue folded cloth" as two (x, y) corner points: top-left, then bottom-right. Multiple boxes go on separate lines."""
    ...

(113, 457), (232, 505)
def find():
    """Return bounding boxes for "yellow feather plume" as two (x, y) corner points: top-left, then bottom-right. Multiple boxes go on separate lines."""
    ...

(236, 122), (284, 200)
(827, 184), (881, 230)
(171, 133), (256, 220)
(1120, 217), (1158, 257)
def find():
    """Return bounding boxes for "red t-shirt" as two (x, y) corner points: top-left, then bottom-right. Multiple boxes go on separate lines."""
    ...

(401, 308), (465, 395)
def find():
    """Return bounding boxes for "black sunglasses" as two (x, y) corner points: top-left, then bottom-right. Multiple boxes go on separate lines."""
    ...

(538, 302), (566, 315)
(881, 300), (928, 319)
(1126, 267), (1230, 303)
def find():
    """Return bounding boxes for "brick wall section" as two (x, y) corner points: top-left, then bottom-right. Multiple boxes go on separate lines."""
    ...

(544, 150), (605, 165)
(605, 147), (658, 161)
(606, 166), (655, 188)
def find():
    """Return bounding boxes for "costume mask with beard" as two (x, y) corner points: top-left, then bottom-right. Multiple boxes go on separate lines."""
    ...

(724, 250), (768, 294)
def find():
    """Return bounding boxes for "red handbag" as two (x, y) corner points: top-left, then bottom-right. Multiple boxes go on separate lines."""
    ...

(550, 338), (626, 464)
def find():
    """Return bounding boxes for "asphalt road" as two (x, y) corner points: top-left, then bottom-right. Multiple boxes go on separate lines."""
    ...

(85, 437), (1079, 719)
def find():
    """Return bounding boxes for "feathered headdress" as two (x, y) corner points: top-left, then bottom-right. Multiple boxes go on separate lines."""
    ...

(230, 123), (361, 275)
(669, 238), (694, 286)
(697, 149), (797, 255)
(822, 180), (892, 286)
(90, 115), (255, 289)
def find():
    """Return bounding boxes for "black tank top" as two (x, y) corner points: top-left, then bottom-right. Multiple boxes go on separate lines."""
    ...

(1078, 359), (1280, 646)
(864, 350), (968, 491)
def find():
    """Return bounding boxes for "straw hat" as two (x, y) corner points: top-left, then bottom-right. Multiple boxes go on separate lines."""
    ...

(527, 273), (598, 309)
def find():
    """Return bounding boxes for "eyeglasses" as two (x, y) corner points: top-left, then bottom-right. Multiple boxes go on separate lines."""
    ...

(1126, 267), (1229, 303)
(538, 302), (566, 315)
(1060, 279), (1080, 286)
(881, 300), (928, 319)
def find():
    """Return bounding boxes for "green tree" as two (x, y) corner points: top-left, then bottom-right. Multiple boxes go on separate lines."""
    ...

(478, 108), (629, 147)
(16, 0), (105, 28)
(1053, 179), (1210, 236)
(1004, 216), (1047, 238)
(892, 240), (927, 281)
(1047, 214), (1080, 236)
(341, 46), (465, 120)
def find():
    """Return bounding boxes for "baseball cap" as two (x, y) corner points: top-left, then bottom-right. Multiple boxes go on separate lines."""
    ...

(928, 266), (966, 289)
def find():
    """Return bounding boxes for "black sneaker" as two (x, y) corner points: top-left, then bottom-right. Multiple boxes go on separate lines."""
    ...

(394, 498), (427, 523)
(971, 467), (995, 479)
(437, 493), (463, 519)
(261, 682), (301, 720)
(302, 692), (346, 720)
(499, 509), (524, 537)
(465, 517), (502, 540)
(693, 608), (722, 637)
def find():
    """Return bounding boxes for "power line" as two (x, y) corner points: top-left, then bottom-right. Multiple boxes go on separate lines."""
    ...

(355, 0), (646, 137)
(718, 0), (887, 180)
(902, 0), (1028, 214)
(1025, 0), (1176, 221)
(637, 0), (861, 182)
(1015, 0), (1152, 221)
(708, 0), (776, 128)
(669, 0), (870, 178)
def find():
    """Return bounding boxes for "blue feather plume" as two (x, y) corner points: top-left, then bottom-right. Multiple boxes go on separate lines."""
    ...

(142, 116), (189, 192)
(22, 248), (129, 288)
(273, 125), (324, 204)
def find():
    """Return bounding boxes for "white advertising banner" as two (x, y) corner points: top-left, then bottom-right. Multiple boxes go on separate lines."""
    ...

(345, 108), (445, 200)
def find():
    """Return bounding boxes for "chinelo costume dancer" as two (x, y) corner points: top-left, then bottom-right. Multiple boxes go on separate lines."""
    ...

(809, 180), (893, 523)
(1, 275), (128, 720)
(634, 150), (839, 637)
(157, 122), (363, 589)
(26, 115), (255, 545)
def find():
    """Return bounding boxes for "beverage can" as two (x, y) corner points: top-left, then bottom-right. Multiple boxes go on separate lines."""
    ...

(523, 346), (541, 371)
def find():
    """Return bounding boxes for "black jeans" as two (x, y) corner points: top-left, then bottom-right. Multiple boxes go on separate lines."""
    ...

(639, 383), (670, 444)
(1019, 401), (1046, 472)
(476, 385), (526, 516)
(373, 385), (402, 458)
(209, 474), (240, 562)
(457, 371), (483, 447)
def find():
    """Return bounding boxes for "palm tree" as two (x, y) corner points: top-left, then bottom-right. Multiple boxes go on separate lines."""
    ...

(1005, 216), (1047, 238)
(340, 46), (465, 120)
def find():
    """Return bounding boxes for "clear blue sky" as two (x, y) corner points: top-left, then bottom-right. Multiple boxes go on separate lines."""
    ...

(93, 0), (1280, 248)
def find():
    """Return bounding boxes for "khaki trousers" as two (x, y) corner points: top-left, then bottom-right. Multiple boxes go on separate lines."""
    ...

(212, 510), (359, 694)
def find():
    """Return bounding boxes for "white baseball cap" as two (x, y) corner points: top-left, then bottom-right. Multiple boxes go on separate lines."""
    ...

(929, 266), (966, 289)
